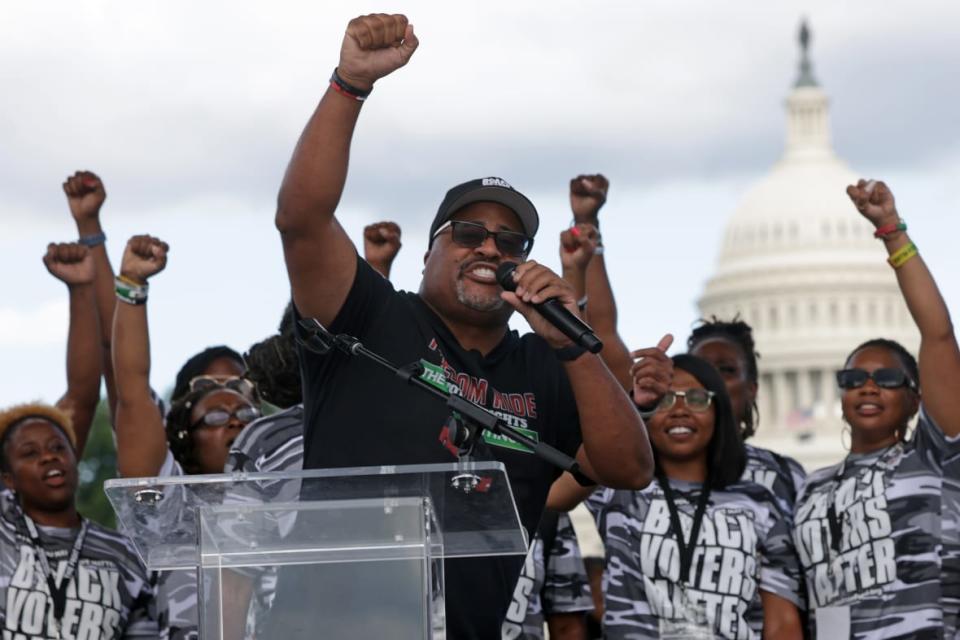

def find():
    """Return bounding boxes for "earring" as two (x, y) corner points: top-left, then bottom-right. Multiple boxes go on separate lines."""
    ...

(841, 424), (851, 452)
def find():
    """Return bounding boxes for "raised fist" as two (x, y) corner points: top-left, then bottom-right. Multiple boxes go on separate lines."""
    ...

(569, 174), (609, 221)
(559, 223), (600, 273)
(120, 235), (169, 283)
(846, 179), (898, 228)
(62, 171), (106, 222)
(338, 14), (419, 91)
(363, 221), (402, 277)
(630, 335), (674, 408)
(43, 242), (95, 286)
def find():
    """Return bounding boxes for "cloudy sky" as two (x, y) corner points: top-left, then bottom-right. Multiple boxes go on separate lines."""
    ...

(2, 0), (958, 407)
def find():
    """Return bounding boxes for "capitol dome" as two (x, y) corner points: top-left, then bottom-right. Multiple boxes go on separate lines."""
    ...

(697, 22), (918, 470)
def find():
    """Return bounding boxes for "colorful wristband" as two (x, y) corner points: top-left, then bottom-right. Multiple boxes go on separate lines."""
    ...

(78, 232), (106, 247)
(888, 242), (918, 269)
(329, 68), (371, 102)
(115, 276), (148, 305)
(873, 220), (907, 239)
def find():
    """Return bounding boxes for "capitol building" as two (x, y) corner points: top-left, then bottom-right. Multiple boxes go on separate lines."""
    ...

(696, 23), (919, 471)
(571, 22), (920, 559)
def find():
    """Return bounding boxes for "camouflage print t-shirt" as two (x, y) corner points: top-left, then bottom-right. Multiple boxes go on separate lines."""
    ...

(501, 512), (593, 639)
(223, 404), (305, 639)
(793, 406), (960, 639)
(154, 450), (198, 640)
(742, 444), (806, 518)
(942, 453), (960, 640)
(0, 492), (161, 639)
(586, 478), (803, 639)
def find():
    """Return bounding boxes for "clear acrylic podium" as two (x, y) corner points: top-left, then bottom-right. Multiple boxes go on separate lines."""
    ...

(104, 461), (527, 639)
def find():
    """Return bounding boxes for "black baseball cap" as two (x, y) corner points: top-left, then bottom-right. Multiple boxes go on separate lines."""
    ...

(428, 177), (539, 247)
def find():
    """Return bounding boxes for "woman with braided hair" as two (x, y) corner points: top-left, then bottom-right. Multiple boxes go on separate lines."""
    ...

(112, 234), (261, 640)
(688, 318), (806, 516)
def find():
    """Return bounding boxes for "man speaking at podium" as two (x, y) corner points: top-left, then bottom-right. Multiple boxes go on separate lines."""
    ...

(274, 13), (653, 638)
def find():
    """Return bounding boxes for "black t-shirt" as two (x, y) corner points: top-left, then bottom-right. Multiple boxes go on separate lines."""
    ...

(296, 255), (583, 639)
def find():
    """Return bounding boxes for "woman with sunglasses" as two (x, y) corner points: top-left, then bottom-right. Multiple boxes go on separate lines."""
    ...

(112, 234), (261, 640)
(791, 179), (960, 639)
(553, 355), (804, 638)
(0, 404), (161, 638)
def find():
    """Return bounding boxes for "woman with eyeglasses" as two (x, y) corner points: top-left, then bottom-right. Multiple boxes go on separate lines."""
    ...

(791, 180), (960, 639)
(553, 355), (804, 638)
(112, 235), (260, 479)
(112, 234), (261, 640)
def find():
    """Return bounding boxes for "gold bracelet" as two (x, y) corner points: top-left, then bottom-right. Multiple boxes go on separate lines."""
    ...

(888, 242), (918, 269)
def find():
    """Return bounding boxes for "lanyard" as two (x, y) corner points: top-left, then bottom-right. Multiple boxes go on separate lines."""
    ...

(656, 473), (711, 585)
(19, 508), (88, 639)
(825, 444), (899, 554)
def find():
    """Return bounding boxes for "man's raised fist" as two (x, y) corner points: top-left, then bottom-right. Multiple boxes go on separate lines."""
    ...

(43, 242), (95, 286)
(338, 14), (419, 91)
(120, 235), (169, 283)
(63, 171), (106, 222)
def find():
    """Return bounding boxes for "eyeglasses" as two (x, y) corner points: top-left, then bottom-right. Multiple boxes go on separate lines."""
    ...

(189, 375), (256, 399)
(655, 389), (716, 413)
(836, 368), (917, 391)
(432, 220), (533, 256)
(191, 405), (260, 430)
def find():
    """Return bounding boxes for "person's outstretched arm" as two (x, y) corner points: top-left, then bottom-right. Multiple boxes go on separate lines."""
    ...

(568, 175), (633, 391)
(847, 179), (960, 435)
(112, 235), (171, 477)
(46, 243), (101, 457)
(63, 171), (119, 421)
(276, 14), (418, 325)
(363, 221), (402, 279)
(559, 222), (599, 321)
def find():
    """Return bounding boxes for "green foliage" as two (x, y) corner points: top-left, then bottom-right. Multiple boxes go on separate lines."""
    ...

(75, 399), (117, 528)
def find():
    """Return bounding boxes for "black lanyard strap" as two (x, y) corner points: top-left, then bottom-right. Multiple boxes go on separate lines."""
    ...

(656, 473), (711, 585)
(20, 509), (88, 634)
(825, 443), (900, 554)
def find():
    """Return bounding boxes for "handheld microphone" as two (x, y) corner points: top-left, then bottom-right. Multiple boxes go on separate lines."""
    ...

(496, 262), (603, 353)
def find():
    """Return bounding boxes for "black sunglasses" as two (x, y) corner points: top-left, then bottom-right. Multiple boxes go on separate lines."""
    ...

(836, 368), (917, 391)
(432, 220), (533, 256)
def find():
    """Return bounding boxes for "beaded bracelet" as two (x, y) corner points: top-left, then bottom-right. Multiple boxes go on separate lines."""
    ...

(78, 232), (106, 247)
(888, 242), (918, 269)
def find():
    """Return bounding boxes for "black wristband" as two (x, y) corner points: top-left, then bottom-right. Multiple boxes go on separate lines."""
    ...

(330, 68), (372, 100)
(554, 343), (588, 362)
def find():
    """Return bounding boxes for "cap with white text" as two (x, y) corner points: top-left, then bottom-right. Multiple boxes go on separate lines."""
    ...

(428, 177), (539, 247)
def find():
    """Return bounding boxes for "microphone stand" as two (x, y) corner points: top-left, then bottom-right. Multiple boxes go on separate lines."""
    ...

(298, 318), (586, 491)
